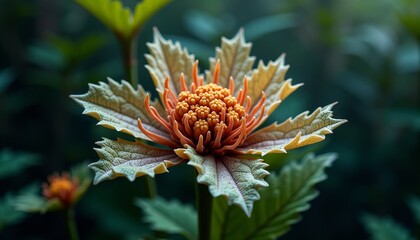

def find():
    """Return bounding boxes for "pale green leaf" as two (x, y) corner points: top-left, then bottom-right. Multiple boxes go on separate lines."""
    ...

(90, 138), (183, 184)
(14, 184), (61, 214)
(76, 0), (170, 39)
(177, 146), (269, 217)
(145, 28), (195, 99)
(211, 153), (336, 240)
(206, 29), (255, 91)
(0, 149), (39, 179)
(136, 197), (197, 240)
(361, 213), (415, 240)
(0, 194), (25, 230)
(248, 56), (302, 121)
(237, 103), (347, 155)
(407, 196), (420, 225)
(71, 78), (168, 141)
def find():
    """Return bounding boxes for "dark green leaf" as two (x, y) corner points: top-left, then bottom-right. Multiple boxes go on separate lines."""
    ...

(136, 197), (198, 240)
(407, 196), (420, 225)
(361, 213), (415, 240)
(0, 149), (40, 179)
(211, 153), (336, 240)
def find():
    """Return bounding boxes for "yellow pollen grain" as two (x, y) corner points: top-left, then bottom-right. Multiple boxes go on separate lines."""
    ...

(209, 99), (225, 112)
(194, 119), (208, 136)
(176, 101), (189, 115)
(207, 111), (219, 127)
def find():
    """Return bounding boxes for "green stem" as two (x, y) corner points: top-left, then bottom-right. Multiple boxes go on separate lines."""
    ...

(196, 183), (212, 240)
(144, 176), (157, 199)
(119, 37), (138, 86)
(118, 34), (158, 200)
(65, 208), (79, 240)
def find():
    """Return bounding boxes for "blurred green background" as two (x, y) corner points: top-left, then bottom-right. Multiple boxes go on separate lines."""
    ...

(1, 0), (419, 239)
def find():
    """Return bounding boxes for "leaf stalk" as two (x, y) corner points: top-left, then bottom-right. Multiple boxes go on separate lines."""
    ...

(196, 182), (212, 240)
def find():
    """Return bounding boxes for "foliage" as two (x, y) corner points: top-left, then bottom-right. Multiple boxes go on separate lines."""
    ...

(361, 213), (415, 240)
(75, 0), (171, 39)
(0, 149), (39, 180)
(211, 152), (336, 240)
(136, 197), (198, 240)
(0, 184), (38, 230)
(407, 196), (420, 225)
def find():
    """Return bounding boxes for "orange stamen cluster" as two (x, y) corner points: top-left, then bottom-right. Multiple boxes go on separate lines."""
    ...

(138, 61), (266, 155)
(42, 173), (78, 206)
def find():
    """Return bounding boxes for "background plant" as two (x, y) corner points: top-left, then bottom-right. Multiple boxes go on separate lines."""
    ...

(0, 0), (418, 239)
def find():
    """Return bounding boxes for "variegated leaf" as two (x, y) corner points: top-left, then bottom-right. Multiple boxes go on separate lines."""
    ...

(176, 146), (269, 217)
(71, 78), (168, 141)
(145, 28), (195, 99)
(90, 138), (183, 184)
(237, 103), (347, 155)
(206, 29), (255, 90)
(76, 0), (170, 39)
(248, 55), (302, 121)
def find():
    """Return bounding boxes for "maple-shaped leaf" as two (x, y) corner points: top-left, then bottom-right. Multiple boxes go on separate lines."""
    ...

(145, 28), (195, 99)
(248, 55), (302, 121)
(211, 153), (336, 240)
(237, 103), (347, 155)
(71, 78), (168, 141)
(90, 138), (182, 184)
(206, 29), (255, 90)
(176, 146), (269, 217)
(76, 0), (170, 39)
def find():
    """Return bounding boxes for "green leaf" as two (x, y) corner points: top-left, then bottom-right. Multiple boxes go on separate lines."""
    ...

(75, 0), (170, 39)
(407, 196), (420, 225)
(145, 28), (195, 99)
(135, 197), (198, 240)
(0, 149), (39, 179)
(71, 78), (168, 141)
(90, 138), (183, 184)
(244, 14), (297, 41)
(361, 213), (415, 240)
(237, 103), (347, 155)
(0, 185), (36, 230)
(0, 68), (15, 93)
(211, 153), (336, 240)
(177, 146), (269, 217)
(13, 183), (61, 214)
(206, 29), (255, 91)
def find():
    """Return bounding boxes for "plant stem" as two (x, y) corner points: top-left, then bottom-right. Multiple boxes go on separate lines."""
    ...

(144, 176), (157, 198)
(65, 208), (79, 240)
(196, 183), (212, 240)
(119, 37), (138, 86)
(118, 34), (159, 200)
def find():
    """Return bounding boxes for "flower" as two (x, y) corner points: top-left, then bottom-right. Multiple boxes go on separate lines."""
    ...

(42, 173), (78, 207)
(137, 61), (266, 156)
(71, 28), (346, 216)
(15, 164), (91, 213)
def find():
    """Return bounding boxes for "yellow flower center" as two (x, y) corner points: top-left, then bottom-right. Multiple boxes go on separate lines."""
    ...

(175, 84), (245, 138)
(138, 61), (266, 155)
(42, 174), (77, 206)
(49, 178), (74, 195)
